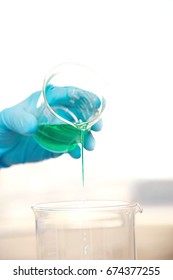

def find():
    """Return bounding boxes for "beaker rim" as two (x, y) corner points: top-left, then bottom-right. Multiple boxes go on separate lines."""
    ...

(31, 200), (142, 213)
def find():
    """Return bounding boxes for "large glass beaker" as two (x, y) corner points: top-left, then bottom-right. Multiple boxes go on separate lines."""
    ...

(32, 200), (142, 260)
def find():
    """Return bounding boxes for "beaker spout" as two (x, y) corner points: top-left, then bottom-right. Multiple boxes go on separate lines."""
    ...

(136, 203), (143, 214)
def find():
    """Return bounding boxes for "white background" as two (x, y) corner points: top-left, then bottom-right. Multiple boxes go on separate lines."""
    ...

(0, 0), (173, 179)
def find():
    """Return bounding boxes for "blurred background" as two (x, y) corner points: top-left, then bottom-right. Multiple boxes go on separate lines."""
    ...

(0, 0), (173, 259)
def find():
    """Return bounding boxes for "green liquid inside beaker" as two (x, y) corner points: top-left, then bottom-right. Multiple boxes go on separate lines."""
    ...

(35, 124), (81, 153)
(34, 124), (87, 186)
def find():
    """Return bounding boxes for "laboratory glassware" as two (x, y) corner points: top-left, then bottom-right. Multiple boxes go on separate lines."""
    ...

(32, 200), (142, 260)
(34, 63), (106, 153)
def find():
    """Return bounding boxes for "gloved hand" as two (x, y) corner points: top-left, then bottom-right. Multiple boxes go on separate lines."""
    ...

(0, 87), (102, 168)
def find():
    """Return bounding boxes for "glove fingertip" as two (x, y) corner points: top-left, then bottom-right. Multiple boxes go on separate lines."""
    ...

(84, 132), (96, 151)
(91, 119), (103, 131)
(69, 146), (81, 159)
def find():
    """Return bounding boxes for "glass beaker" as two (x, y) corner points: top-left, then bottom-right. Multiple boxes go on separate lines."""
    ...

(32, 200), (142, 260)
(34, 63), (106, 153)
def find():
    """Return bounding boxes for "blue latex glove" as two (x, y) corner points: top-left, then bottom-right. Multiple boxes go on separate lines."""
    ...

(0, 87), (102, 168)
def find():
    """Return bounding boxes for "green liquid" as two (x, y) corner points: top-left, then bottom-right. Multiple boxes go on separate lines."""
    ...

(34, 124), (86, 186)
(34, 124), (82, 153)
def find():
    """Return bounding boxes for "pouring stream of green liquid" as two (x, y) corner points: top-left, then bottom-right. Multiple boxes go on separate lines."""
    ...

(34, 123), (87, 187)
(80, 129), (86, 187)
